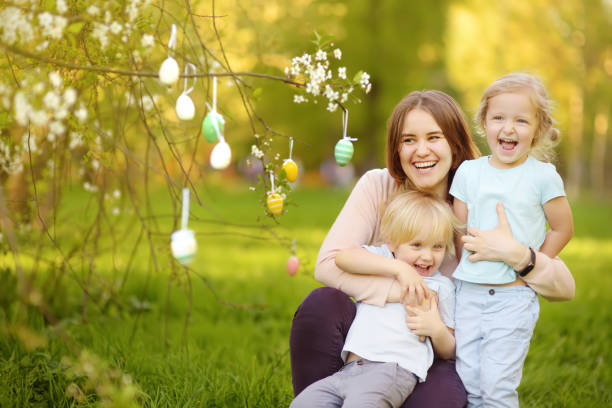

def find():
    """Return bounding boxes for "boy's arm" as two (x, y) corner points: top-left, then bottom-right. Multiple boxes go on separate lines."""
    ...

(335, 248), (430, 304)
(539, 196), (573, 258)
(404, 297), (455, 359)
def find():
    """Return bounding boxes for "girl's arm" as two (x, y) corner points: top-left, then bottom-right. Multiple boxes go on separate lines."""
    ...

(405, 297), (455, 359)
(452, 198), (468, 259)
(462, 202), (575, 301)
(540, 196), (574, 258)
(315, 170), (425, 306)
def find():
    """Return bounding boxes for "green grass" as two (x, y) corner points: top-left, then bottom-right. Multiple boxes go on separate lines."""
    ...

(0, 182), (611, 407)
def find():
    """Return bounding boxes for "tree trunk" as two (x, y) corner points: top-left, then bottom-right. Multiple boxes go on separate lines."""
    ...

(590, 107), (609, 196)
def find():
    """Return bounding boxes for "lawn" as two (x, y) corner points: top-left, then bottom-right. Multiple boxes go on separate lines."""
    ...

(0, 180), (610, 407)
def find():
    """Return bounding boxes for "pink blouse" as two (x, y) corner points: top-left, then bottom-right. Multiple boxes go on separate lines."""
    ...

(315, 169), (575, 306)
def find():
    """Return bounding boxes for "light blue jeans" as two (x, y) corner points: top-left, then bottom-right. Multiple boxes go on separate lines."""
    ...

(455, 280), (540, 408)
(290, 359), (417, 408)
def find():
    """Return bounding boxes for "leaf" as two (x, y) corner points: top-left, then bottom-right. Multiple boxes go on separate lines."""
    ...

(352, 70), (364, 83)
(67, 22), (84, 34)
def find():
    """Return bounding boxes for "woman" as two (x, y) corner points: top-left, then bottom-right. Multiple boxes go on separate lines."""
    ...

(289, 90), (575, 407)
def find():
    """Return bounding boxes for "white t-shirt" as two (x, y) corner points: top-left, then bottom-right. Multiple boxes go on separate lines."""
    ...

(341, 244), (455, 381)
(450, 156), (566, 284)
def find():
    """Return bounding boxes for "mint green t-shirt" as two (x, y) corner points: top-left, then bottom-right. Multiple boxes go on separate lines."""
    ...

(450, 156), (566, 284)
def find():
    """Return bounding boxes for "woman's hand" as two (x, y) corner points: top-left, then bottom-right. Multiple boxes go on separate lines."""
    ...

(461, 202), (528, 269)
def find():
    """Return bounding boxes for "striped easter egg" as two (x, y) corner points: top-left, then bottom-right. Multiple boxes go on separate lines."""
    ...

(267, 193), (283, 216)
(334, 139), (354, 167)
(202, 111), (224, 143)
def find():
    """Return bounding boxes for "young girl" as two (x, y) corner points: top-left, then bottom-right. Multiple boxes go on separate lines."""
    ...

(450, 73), (574, 407)
(291, 191), (459, 408)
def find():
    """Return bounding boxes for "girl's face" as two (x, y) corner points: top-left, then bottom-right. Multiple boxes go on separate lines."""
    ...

(484, 91), (536, 169)
(399, 109), (453, 198)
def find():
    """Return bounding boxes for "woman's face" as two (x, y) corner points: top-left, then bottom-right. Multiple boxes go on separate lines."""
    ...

(398, 109), (453, 198)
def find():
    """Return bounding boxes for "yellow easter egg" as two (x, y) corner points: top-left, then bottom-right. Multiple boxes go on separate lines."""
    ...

(267, 193), (284, 216)
(282, 159), (298, 183)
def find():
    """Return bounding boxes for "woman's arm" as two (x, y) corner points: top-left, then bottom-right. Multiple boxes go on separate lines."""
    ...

(461, 202), (575, 301)
(540, 196), (574, 258)
(315, 170), (424, 306)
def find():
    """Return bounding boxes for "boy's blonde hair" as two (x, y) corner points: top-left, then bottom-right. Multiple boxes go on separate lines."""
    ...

(380, 191), (460, 253)
(475, 72), (559, 163)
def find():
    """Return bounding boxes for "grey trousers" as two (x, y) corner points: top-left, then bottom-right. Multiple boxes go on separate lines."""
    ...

(290, 359), (418, 408)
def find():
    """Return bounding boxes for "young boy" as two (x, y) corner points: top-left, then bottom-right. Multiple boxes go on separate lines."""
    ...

(290, 191), (459, 408)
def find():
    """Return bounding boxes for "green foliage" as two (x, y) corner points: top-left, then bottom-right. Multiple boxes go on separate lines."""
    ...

(1, 185), (611, 407)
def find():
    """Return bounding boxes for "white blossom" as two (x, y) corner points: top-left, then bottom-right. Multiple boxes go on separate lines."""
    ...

(63, 88), (77, 106)
(30, 110), (49, 126)
(112, 207), (120, 216)
(92, 22), (109, 49)
(49, 120), (65, 135)
(251, 145), (264, 159)
(293, 94), (307, 104)
(338, 67), (347, 80)
(69, 132), (83, 149)
(113, 189), (121, 199)
(110, 21), (123, 35)
(326, 102), (338, 112)
(57, 0), (68, 14)
(315, 49), (327, 61)
(43, 91), (61, 110)
(333, 48), (342, 59)
(49, 71), (62, 88)
(87, 5), (100, 16)
(75, 106), (88, 123)
(13, 91), (31, 126)
(141, 34), (154, 48)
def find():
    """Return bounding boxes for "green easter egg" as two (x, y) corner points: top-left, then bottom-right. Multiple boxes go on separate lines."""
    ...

(202, 112), (224, 143)
(334, 139), (354, 166)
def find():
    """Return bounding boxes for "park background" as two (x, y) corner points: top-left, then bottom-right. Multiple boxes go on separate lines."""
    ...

(0, 0), (610, 406)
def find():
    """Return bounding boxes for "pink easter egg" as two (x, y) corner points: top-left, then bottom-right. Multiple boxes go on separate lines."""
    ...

(287, 256), (299, 276)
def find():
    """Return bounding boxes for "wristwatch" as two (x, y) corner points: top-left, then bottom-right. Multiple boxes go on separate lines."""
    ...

(515, 247), (536, 277)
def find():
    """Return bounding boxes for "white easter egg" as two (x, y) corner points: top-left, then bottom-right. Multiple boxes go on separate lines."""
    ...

(210, 140), (231, 169)
(175, 94), (195, 120)
(159, 57), (179, 85)
(170, 229), (197, 265)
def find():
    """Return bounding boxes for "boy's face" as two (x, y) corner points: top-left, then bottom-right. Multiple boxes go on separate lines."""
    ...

(393, 230), (446, 277)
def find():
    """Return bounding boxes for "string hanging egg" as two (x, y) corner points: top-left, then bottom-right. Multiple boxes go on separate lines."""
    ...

(202, 77), (225, 142)
(175, 63), (196, 120)
(282, 137), (298, 182)
(159, 24), (179, 85)
(334, 109), (357, 167)
(170, 188), (197, 265)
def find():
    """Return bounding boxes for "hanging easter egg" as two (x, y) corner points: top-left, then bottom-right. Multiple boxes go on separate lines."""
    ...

(210, 140), (231, 170)
(334, 139), (354, 167)
(202, 111), (224, 143)
(159, 57), (179, 85)
(282, 159), (299, 183)
(170, 229), (197, 265)
(287, 255), (299, 276)
(267, 192), (283, 216)
(175, 94), (195, 120)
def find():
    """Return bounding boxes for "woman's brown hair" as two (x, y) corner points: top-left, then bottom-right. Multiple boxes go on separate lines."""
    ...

(386, 90), (480, 193)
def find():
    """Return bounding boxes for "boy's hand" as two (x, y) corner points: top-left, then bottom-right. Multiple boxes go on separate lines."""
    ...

(405, 296), (445, 340)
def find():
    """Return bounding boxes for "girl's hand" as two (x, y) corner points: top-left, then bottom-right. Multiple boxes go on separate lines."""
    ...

(405, 296), (445, 339)
(397, 265), (429, 306)
(461, 202), (527, 268)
